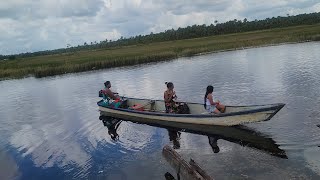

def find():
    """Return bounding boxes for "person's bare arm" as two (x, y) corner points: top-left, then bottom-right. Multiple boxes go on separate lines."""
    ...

(208, 94), (218, 106)
(105, 89), (117, 99)
(172, 91), (177, 100)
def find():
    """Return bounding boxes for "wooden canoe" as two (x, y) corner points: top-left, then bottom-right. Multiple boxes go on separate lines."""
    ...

(97, 97), (285, 126)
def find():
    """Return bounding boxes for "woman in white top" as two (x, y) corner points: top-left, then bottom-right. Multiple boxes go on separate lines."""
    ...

(204, 85), (226, 114)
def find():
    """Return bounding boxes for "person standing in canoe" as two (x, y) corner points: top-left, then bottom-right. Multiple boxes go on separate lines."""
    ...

(164, 82), (178, 113)
(204, 85), (226, 114)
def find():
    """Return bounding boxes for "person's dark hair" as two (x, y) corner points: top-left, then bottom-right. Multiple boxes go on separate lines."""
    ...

(165, 82), (174, 89)
(204, 85), (214, 108)
(104, 81), (110, 87)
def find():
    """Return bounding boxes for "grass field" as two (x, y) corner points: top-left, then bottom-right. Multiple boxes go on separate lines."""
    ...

(1, 24), (320, 80)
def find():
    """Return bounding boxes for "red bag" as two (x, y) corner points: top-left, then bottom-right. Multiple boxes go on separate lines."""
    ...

(132, 104), (144, 111)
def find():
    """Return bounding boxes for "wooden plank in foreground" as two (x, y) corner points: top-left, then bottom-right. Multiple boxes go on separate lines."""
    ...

(189, 159), (213, 180)
(162, 145), (213, 180)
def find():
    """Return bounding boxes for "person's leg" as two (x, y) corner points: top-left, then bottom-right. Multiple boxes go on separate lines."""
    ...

(207, 105), (220, 114)
(213, 108), (221, 114)
(217, 104), (226, 113)
(166, 106), (174, 113)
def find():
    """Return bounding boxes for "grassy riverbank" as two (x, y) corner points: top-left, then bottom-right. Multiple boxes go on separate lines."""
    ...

(1, 24), (320, 80)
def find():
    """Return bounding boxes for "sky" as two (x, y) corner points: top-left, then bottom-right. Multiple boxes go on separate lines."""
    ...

(0, 0), (319, 55)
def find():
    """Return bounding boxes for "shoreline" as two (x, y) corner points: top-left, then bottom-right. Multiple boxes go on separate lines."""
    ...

(0, 40), (317, 82)
(0, 40), (316, 82)
(194, 40), (314, 56)
(1, 24), (320, 80)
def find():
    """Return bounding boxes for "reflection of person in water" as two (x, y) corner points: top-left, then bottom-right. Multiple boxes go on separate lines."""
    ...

(108, 123), (120, 141)
(167, 130), (219, 152)
(168, 129), (181, 149)
(208, 136), (220, 153)
(101, 116), (122, 141)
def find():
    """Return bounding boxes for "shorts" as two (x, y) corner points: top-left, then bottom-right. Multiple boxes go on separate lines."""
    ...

(206, 105), (217, 113)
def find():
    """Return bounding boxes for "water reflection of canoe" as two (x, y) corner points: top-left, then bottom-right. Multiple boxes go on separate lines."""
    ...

(97, 97), (285, 126)
(170, 123), (287, 158)
(100, 116), (287, 159)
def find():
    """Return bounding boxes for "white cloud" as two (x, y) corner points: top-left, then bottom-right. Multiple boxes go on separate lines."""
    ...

(0, 0), (319, 55)
(0, 0), (104, 19)
(101, 29), (122, 40)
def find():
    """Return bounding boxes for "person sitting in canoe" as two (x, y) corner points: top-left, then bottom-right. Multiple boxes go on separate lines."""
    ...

(101, 81), (120, 99)
(204, 85), (226, 114)
(100, 81), (121, 108)
(164, 82), (178, 113)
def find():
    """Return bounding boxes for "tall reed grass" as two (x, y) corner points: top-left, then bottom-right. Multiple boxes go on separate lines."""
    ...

(1, 24), (320, 80)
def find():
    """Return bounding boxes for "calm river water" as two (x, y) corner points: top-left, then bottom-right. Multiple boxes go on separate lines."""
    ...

(1, 42), (320, 179)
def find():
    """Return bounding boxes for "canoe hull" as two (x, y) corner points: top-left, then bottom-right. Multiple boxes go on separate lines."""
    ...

(98, 98), (284, 126)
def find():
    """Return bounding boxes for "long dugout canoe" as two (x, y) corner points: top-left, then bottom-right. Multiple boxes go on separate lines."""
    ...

(97, 97), (285, 126)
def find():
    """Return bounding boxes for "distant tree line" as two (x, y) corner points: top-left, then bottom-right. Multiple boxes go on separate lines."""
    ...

(1, 12), (320, 60)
